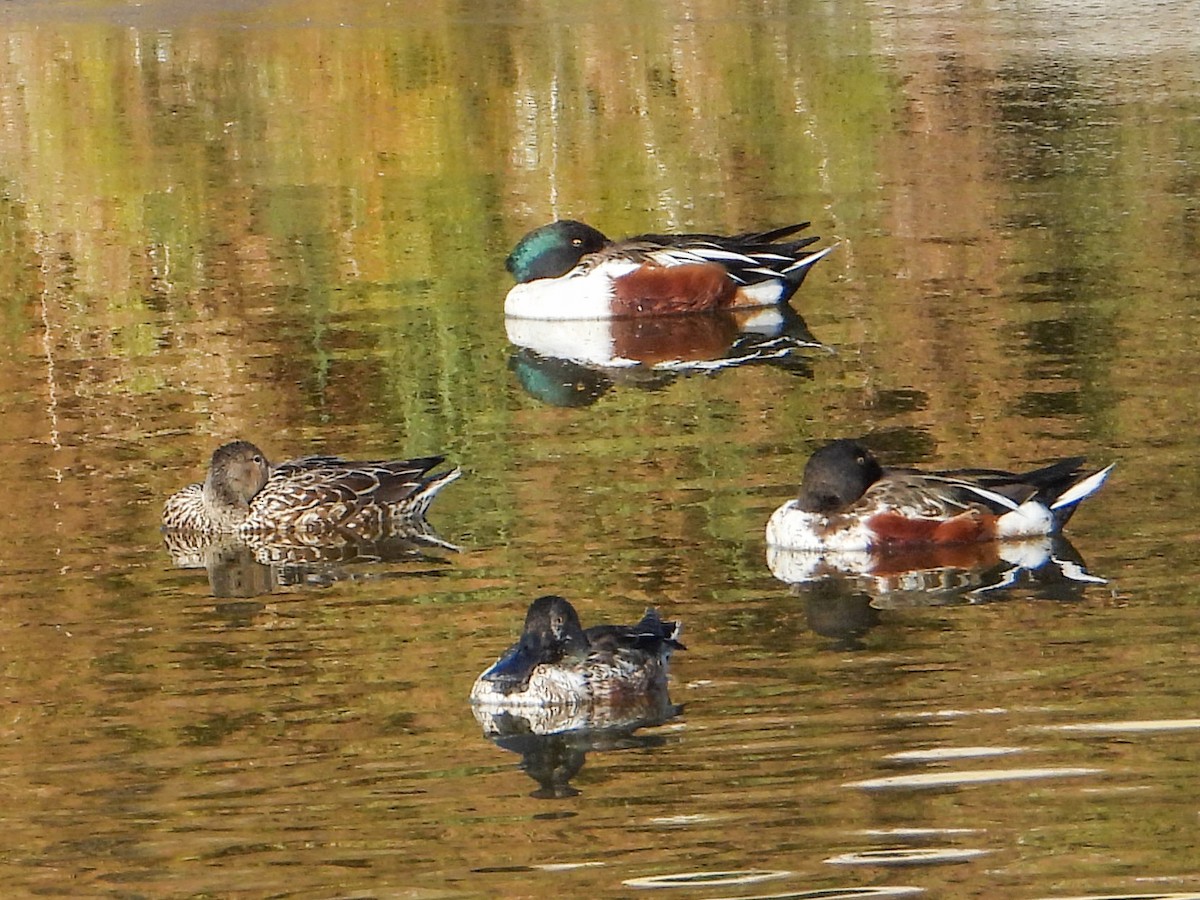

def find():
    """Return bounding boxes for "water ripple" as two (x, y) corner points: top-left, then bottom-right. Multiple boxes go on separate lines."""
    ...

(883, 746), (1027, 762)
(1034, 719), (1200, 734)
(623, 869), (791, 888)
(845, 767), (1102, 790)
(533, 862), (606, 873)
(826, 848), (990, 866)
(698, 889), (924, 900)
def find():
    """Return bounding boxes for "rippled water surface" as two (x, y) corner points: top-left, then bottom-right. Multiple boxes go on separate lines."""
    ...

(2, 1), (1199, 897)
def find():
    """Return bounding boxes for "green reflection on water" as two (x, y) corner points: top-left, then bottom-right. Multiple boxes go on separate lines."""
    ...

(0, 2), (1199, 897)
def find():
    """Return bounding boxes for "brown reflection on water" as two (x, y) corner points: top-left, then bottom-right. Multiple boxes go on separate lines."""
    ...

(0, 0), (1198, 897)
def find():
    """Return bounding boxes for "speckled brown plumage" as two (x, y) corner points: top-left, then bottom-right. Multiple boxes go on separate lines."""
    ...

(162, 440), (460, 534)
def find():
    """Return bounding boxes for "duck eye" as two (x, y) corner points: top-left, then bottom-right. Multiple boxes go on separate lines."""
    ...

(571, 238), (583, 247)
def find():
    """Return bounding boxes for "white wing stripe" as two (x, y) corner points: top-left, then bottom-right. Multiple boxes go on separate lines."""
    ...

(687, 248), (760, 264)
(957, 481), (1022, 510)
(783, 245), (837, 273)
(1051, 463), (1115, 510)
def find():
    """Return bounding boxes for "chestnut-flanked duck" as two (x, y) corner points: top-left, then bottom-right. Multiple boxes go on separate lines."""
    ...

(766, 439), (1114, 551)
(504, 219), (832, 319)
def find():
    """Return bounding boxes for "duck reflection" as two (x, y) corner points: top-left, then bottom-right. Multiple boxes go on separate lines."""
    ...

(473, 691), (682, 799)
(801, 582), (881, 651)
(769, 535), (1107, 610)
(506, 305), (825, 406)
(162, 520), (457, 597)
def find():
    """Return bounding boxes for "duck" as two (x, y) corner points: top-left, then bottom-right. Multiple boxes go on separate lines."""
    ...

(765, 438), (1114, 551)
(504, 219), (833, 320)
(162, 439), (461, 534)
(470, 595), (685, 709)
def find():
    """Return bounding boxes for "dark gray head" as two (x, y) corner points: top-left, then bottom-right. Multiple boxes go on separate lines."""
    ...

(505, 220), (610, 283)
(204, 440), (271, 508)
(796, 439), (883, 513)
(479, 595), (590, 693)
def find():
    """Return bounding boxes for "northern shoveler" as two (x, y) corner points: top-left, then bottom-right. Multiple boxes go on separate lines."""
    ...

(765, 439), (1114, 551)
(162, 439), (461, 534)
(470, 595), (685, 709)
(504, 219), (833, 320)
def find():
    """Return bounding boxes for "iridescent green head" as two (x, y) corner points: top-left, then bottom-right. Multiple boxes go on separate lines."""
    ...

(505, 220), (610, 283)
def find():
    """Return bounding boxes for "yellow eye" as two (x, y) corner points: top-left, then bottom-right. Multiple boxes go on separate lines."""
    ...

(571, 238), (583, 247)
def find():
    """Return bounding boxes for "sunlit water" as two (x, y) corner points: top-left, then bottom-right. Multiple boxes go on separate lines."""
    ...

(0, 1), (1198, 897)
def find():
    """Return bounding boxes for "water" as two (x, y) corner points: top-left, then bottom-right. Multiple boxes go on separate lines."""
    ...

(1, 1), (1199, 897)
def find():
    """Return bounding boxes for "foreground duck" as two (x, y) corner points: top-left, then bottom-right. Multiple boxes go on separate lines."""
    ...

(766, 439), (1114, 551)
(504, 219), (833, 319)
(162, 440), (461, 534)
(470, 595), (684, 709)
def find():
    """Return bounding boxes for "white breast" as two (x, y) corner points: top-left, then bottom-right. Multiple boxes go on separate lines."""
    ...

(469, 666), (590, 709)
(765, 500), (876, 551)
(504, 261), (640, 320)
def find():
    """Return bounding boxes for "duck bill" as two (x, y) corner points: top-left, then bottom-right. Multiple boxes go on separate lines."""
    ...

(479, 642), (541, 694)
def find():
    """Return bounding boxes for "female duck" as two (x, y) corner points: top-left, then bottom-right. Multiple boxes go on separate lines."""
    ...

(504, 219), (832, 319)
(766, 439), (1114, 551)
(162, 439), (460, 534)
(471, 595), (684, 709)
